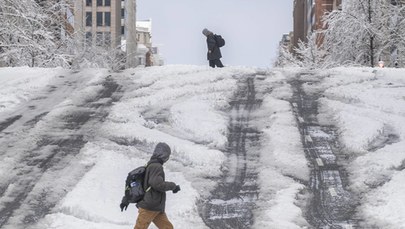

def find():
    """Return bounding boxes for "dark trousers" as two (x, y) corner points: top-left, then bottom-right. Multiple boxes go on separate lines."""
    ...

(209, 59), (224, 68)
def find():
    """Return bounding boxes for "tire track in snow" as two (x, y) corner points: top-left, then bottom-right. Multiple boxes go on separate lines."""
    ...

(0, 115), (22, 132)
(0, 75), (123, 229)
(289, 73), (359, 229)
(198, 76), (262, 229)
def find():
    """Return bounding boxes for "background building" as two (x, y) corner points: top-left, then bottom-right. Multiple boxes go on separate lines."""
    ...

(133, 20), (164, 66)
(120, 1), (164, 67)
(293, 0), (306, 49)
(314, 0), (342, 31)
(74, 0), (121, 48)
(293, 0), (342, 49)
(280, 33), (293, 52)
(119, 18), (164, 67)
(134, 20), (152, 66)
(72, 0), (163, 67)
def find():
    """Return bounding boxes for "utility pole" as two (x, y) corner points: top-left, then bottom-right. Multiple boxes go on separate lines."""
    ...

(72, 0), (85, 70)
(125, 0), (137, 68)
(73, 0), (84, 42)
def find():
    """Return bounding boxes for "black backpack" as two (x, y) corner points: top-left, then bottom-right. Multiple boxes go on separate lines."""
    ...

(214, 34), (225, 47)
(123, 165), (150, 203)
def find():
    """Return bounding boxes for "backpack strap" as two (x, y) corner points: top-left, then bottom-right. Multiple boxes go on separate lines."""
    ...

(144, 163), (152, 193)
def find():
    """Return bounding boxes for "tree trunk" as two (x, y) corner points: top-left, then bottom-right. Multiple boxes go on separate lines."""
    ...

(370, 36), (374, 67)
(368, 0), (375, 67)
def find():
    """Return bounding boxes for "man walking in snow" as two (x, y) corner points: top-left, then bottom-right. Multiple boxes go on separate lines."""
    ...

(121, 142), (181, 229)
(202, 28), (224, 68)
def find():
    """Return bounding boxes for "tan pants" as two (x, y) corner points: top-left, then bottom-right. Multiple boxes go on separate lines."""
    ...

(134, 208), (174, 229)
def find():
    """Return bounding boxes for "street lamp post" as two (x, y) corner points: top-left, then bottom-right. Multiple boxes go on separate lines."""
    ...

(125, 0), (137, 68)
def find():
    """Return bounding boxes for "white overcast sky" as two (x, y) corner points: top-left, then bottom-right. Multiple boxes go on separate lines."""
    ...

(137, 0), (293, 68)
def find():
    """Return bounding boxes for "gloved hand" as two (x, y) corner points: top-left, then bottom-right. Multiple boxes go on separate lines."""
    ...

(173, 185), (181, 193)
(120, 203), (129, 211)
(120, 202), (129, 212)
(120, 196), (129, 212)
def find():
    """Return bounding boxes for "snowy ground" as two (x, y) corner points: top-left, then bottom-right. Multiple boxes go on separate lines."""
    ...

(0, 66), (404, 229)
(291, 67), (405, 228)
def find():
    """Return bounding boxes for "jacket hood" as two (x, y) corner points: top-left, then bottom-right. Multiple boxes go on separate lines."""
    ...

(202, 28), (213, 36)
(150, 142), (171, 163)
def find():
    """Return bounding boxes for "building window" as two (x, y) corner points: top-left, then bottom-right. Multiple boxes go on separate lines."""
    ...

(97, 12), (103, 26)
(105, 12), (111, 26)
(105, 0), (111, 6)
(121, 26), (125, 35)
(86, 12), (92, 26)
(86, 0), (92, 6)
(121, 8), (125, 17)
(97, 0), (102, 6)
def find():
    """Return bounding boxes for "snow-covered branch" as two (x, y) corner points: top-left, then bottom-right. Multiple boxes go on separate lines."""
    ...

(322, 0), (403, 67)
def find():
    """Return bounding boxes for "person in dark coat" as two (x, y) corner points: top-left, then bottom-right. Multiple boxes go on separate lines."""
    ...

(125, 142), (181, 229)
(202, 28), (224, 68)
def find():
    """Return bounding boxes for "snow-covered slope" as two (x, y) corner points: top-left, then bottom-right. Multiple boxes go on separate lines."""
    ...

(299, 67), (405, 228)
(1, 66), (404, 228)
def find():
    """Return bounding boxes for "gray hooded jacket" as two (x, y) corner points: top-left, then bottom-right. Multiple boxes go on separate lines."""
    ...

(136, 143), (177, 212)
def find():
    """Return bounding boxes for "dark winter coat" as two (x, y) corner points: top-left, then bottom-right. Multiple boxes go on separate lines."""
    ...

(136, 143), (176, 212)
(206, 34), (222, 60)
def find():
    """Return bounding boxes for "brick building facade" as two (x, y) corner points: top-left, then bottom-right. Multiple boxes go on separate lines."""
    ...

(293, 0), (342, 48)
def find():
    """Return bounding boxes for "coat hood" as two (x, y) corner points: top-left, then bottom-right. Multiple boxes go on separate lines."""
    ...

(150, 142), (171, 163)
(202, 28), (213, 36)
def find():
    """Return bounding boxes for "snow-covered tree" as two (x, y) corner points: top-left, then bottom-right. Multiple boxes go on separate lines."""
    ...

(294, 32), (336, 69)
(0, 0), (74, 67)
(70, 32), (126, 72)
(275, 33), (335, 69)
(322, 0), (400, 67)
(387, 2), (405, 66)
(274, 45), (300, 68)
(0, 0), (45, 66)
